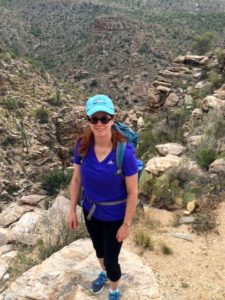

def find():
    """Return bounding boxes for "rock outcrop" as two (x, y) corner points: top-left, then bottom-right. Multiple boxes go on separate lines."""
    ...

(0, 239), (160, 300)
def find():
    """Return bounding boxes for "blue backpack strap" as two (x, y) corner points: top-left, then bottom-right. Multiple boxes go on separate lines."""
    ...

(115, 141), (126, 177)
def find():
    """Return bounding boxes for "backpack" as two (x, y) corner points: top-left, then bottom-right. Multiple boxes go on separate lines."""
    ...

(113, 121), (143, 179)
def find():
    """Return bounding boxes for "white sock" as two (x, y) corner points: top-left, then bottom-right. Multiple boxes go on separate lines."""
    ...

(109, 288), (119, 294)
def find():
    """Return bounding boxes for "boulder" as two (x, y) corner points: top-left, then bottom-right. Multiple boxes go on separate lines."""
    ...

(209, 159), (225, 174)
(174, 55), (209, 65)
(184, 94), (194, 106)
(137, 116), (145, 128)
(0, 228), (11, 246)
(10, 196), (82, 245)
(201, 95), (225, 112)
(17, 194), (46, 206)
(0, 245), (17, 282)
(191, 108), (203, 126)
(186, 135), (203, 146)
(0, 203), (35, 227)
(0, 239), (160, 300)
(164, 93), (179, 107)
(10, 209), (44, 245)
(145, 155), (182, 176)
(157, 85), (171, 93)
(192, 108), (203, 120)
(215, 84), (225, 100)
(155, 143), (186, 156)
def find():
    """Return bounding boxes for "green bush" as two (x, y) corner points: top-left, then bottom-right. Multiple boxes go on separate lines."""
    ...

(35, 106), (49, 123)
(90, 79), (98, 87)
(1, 135), (18, 148)
(161, 244), (173, 255)
(48, 90), (63, 106)
(192, 212), (217, 234)
(1, 97), (25, 110)
(6, 183), (20, 194)
(192, 32), (214, 55)
(36, 220), (88, 260)
(152, 174), (174, 208)
(196, 148), (216, 169)
(138, 42), (149, 54)
(168, 166), (194, 189)
(30, 26), (42, 37)
(41, 168), (73, 196)
(134, 229), (154, 250)
(2, 52), (12, 64)
(208, 71), (224, 89)
(9, 244), (38, 281)
(138, 108), (190, 160)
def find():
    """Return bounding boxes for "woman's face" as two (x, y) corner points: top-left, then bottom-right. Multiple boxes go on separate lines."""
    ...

(87, 112), (114, 138)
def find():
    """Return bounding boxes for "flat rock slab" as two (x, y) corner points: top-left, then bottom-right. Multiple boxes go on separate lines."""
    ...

(0, 203), (35, 227)
(0, 239), (160, 300)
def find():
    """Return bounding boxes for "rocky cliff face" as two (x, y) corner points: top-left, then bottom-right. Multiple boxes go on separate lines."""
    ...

(0, 53), (86, 203)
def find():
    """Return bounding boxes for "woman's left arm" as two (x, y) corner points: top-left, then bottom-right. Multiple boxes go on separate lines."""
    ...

(116, 173), (138, 242)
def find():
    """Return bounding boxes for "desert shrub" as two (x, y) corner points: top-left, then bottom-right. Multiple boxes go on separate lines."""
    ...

(1, 97), (25, 110)
(138, 108), (190, 159)
(35, 106), (49, 123)
(9, 244), (38, 281)
(5, 183), (20, 194)
(41, 168), (73, 196)
(36, 219), (88, 260)
(157, 108), (190, 143)
(192, 211), (217, 234)
(48, 90), (63, 106)
(2, 52), (12, 64)
(192, 32), (214, 55)
(30, 26), (42, 37)
(161, 244), (173, 255)
(133, 211), (155, 250)
(208, 71), (224, 89)
(209, 172), (225, 196)
(134, 229), (154, 250)
(192, 109), (225, 138)
(218, 49), (225, 73)
(196, 147), (217, 169)
(90, 79), (98, 87)
(205, 118), (225, 140)
(138, 42), (149, 54)
(168, 166), (195, 189)
(1, 135), (18, 148)
(191, 81), (215, 99)
(152, 174), (175, 208)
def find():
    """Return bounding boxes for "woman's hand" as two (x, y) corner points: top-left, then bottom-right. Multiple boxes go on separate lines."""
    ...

(68, 211), (78, 229)
(116, 224), (130, 242)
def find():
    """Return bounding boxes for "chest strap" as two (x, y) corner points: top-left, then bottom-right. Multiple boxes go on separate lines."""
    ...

(83, 197), (126, 220)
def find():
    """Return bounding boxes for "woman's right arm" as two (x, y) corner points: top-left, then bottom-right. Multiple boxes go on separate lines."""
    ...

(68, 163), (82, 229)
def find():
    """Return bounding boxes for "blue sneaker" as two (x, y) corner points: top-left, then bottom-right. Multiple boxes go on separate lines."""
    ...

(89, 271), (108, 294)
(108, 290), (121, 300)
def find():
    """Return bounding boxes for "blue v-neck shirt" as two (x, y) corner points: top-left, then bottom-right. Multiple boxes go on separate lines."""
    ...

(73, 142), (138, 221)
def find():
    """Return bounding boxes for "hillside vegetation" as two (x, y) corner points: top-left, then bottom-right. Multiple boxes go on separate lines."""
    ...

(1, 0), (225, 101)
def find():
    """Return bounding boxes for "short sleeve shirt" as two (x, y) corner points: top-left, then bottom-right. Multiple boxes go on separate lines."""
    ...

(73, 141), (138, 221)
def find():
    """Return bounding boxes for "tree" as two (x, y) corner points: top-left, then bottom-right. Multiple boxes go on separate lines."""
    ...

(192, 32), (214, 55)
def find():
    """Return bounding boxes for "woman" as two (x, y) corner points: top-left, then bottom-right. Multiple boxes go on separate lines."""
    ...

(68, 94), (138, 300)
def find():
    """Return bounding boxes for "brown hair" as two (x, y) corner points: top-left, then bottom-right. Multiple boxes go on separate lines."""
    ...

(77, 126), (127, 157)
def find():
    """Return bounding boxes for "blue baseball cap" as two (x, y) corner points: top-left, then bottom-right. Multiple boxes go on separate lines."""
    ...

(86, 94), (115, 116)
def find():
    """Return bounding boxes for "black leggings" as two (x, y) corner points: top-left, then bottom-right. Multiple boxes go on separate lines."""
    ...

(83, 209), (123, 282)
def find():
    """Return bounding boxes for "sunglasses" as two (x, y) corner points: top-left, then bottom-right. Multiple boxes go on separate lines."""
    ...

(87, 115), (113, 124)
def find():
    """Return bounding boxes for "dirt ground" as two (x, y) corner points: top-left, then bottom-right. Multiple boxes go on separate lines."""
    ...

(126, 201), (225, 300)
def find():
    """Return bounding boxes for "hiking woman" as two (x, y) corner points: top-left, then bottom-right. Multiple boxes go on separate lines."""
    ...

(68, 94), (138, 300)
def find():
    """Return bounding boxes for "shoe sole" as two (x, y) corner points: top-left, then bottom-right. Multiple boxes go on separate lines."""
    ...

(89, 284), (105, 295)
